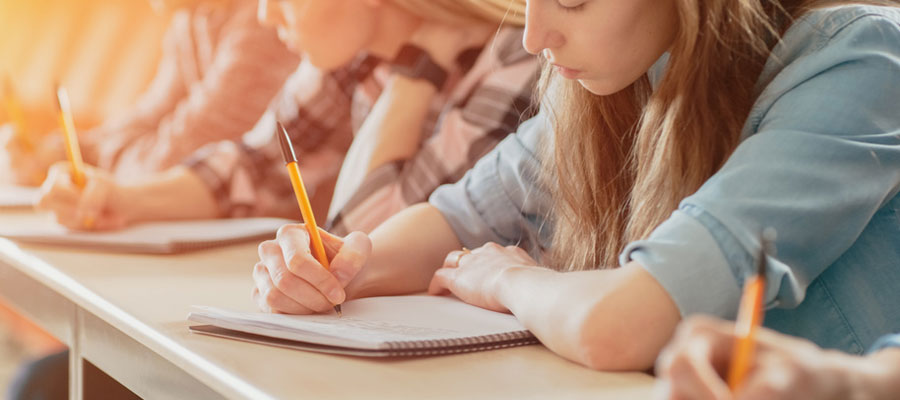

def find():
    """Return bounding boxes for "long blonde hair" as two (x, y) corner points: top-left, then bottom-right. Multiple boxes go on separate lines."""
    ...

(391, 0), (526, 26)
(544, 0), (899, 271)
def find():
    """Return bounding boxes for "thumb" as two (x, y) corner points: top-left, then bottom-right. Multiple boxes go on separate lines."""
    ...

(329, 231), (371, 287)
(427, 268), (453, 295)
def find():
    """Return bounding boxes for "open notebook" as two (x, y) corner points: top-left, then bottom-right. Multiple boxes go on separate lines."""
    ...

(188, 295), (538, 357)
(0, 215), (295, 254)
(0, 185), (38, 209)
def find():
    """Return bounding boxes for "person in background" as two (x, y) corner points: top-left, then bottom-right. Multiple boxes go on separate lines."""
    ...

(13, 0), (538, 398)
(35, 0), (538, 237)
(654, 316), (900, 400)
(250, 0), (900, 374)
(1, 0), (299, 185)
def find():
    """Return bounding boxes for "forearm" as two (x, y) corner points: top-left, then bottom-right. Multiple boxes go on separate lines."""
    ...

(330, 76), (436, 212)
(496, 261), (681, 370)
(116, 166), (219, 224)
(363, 76), (437, 171)
(345, 203), (460, 298)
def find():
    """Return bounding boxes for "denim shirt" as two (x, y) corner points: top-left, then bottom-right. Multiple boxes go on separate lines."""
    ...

(429, 5), (900, 355)
(869, 333), (900, 353)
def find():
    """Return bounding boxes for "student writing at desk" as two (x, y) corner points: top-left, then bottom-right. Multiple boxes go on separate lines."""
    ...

(12, 0), (538, 398)
(251, 0), (900, 373)
(1, 0), (298, 185)
(35, 0), (537, 234)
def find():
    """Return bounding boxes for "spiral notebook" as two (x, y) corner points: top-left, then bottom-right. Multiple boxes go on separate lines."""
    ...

(0, 214), (295, 254)
(188, 295), (538, 357)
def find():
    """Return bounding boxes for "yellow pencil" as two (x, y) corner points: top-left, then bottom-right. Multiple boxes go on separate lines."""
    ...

(727, 230), (774, 392)
(54, 85), (93, 229)
(276, 122), (342, 316)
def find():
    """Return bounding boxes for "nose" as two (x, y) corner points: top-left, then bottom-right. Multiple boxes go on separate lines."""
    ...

(522, 0), (565, 56)
(257, 0), (285, 28)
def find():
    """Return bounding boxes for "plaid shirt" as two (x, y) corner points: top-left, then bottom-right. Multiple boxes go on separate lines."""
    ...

(83, 1), (299, 180)
(184, 27), (539, 234)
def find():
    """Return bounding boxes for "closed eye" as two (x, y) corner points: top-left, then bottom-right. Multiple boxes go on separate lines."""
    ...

(556, 0), (586, 12)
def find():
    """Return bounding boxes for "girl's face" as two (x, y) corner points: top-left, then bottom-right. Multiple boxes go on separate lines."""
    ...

(523, 0), (678, 95)
(260, 0), (378, 70)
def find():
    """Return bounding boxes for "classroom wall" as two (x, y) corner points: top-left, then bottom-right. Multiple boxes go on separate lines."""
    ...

(0, 0), (170, 133)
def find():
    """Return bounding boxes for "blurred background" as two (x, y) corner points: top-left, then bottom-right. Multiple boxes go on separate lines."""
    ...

(0, 0), (170, 389)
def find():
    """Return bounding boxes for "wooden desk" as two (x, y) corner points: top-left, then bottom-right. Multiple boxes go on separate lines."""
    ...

(0, 210), (654, 399)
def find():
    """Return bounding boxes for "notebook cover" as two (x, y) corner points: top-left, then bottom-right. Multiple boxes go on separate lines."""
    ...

(189, 324), (539, 358)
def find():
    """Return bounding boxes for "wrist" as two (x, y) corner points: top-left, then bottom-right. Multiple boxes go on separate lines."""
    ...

(855, 348), (900, 400)
(109, 183), (144, 226)
(495, 265), (546, 314)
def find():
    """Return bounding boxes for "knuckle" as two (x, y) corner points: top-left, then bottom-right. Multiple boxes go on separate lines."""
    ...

(253, 261), (266, 274)
(277, 223), (304, 238)
(285, 253), (309, 275)
(276, 224), (292, 237)
(263, 288), (282, 306)
(258, 240), (278, 258)
(270, 268), (292, 293)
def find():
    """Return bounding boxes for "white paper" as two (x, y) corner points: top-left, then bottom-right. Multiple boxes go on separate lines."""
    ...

(0, 214), (296, 253)
(0, 185), (38, 208)
(188, 295), (529, 350)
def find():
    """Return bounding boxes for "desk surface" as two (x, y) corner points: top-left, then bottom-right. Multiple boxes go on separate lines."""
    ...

(0, 210), (655, 399)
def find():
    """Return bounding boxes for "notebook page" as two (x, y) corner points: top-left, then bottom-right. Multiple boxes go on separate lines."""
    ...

(189, 295), (529, 350)
(0, 185), (38, 208)
(0, 214), (295, 252)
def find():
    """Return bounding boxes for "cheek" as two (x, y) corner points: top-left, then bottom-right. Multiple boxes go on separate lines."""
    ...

(301, 22), (369, 70)
(573, 14), (673, 94)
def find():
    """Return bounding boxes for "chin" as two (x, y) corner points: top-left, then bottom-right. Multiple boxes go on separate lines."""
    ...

(576, 75), (641, 96)
(306, 52), (354, 73)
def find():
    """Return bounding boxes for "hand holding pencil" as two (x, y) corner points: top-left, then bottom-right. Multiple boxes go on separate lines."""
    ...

(34, 86), (127, 231)
(250, 122), (373, 316)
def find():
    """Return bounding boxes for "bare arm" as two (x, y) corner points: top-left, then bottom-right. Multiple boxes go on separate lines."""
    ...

(329, 76), (437, 215)
(37, 163), (218, 230)
(346, 203), (461, 298)
(116, 165), (219, 224)
(495, 262), (681, 370)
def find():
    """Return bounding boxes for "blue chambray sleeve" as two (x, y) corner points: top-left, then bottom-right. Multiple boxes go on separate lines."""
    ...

(621, 15), (900, 319)
(429, 115), (553, 254)
(868, 333), (900, 353)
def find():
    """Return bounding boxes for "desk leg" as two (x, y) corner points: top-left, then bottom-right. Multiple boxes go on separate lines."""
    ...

(69, 308), (83, 400)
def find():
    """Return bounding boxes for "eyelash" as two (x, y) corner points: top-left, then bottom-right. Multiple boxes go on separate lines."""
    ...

(557, 1), (585, 12)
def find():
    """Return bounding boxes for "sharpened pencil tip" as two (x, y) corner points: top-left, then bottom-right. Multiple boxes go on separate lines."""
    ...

(334, 304), (343, 317)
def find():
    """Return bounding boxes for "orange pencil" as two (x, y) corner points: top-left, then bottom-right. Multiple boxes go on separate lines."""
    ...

(727, 229), (775, 392)
(54, 85), (93, 229)
(276, 122), (342, 316)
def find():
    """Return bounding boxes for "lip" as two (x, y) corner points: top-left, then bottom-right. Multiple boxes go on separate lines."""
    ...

(552, 63), (583, 79)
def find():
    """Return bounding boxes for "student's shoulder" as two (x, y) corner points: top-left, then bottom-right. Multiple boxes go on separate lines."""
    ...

(756, 5), (900, 96)
(748, 5), (900, 137)
(780, 5), (900, 60)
